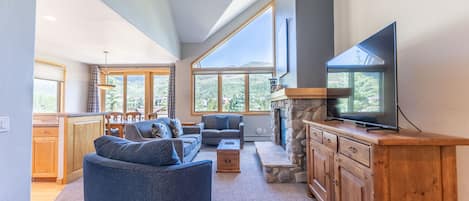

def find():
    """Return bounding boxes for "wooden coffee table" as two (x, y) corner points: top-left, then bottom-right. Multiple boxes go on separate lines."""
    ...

(216, 139), (240, 173)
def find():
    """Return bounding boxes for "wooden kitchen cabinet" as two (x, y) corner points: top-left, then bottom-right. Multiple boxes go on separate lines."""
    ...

(32, 126), (58, 178)
(305, 120), (469, 201)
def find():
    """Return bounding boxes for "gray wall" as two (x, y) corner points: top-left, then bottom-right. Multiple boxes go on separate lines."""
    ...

(0, 0), (36, 200)
(275, 0), (298, 88)
(276, 0), (334, 88)
(175, 0), (273, 141)
(296, 0), (334, 88)
(102, 0), (181, 59)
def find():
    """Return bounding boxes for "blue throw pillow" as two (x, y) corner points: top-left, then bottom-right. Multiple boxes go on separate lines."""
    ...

(169, 119), (184, 138)
(94, 135), (181, 166)
(215, 116), (229, 130)
(151, 123), (168, 138)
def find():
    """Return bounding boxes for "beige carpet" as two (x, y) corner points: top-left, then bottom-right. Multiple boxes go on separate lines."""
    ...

(55, 142), (314, 201)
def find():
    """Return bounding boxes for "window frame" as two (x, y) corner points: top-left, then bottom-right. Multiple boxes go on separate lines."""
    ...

(99, 67), (170, 118)
(33, 59), (66, 113)
(190, 3), (275, 115)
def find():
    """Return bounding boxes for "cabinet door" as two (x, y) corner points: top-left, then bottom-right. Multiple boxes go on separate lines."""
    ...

(32, 136), (58, 178)
(308, 141), (334, 201)
(334, 154), (372, 201)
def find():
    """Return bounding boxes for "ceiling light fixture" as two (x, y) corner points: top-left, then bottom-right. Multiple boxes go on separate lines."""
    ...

(97, 51), (116, 90)
(42, 15), (57, 22)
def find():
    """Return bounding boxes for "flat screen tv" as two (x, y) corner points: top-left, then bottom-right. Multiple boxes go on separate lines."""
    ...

(326, 22), (398, 130)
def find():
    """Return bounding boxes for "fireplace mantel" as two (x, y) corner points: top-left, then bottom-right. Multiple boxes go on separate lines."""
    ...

(271, 88), (327, 101)
(271, 88), (351, 101)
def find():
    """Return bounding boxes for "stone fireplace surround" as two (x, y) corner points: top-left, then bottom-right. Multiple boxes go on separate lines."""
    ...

(255, 88), (327, 183)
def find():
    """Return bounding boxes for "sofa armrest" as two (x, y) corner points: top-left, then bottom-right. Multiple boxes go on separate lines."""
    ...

(239, 122), (244, 148)
(199, 122), (205, 130)
(182, 125), (201, 134)
(168, 139), (185, 162)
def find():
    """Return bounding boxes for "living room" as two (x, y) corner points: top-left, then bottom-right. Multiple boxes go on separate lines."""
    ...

(2, 0), (469, 201)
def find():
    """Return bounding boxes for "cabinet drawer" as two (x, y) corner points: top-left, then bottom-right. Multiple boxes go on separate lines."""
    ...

(309, 127), (323, 144)
(339, 137), (370, 167)
(33, 127), (58, 137)
(322, 132), (338, 151)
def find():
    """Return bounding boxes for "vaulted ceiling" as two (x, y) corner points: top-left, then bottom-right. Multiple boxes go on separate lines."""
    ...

(35, 0), (258, 64)
(169, 0), (258, 43)
(36, 0), (178, 64)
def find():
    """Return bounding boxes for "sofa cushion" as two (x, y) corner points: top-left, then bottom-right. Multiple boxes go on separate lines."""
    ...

(94, 135), (181, 166)
(169, 119), (184, 138)
(201, 129), (221, 138)
(181, 137), (197, 145)
(180, 134), (202, 144)
(135, 121), (155, 138)
(202, 129), (240, 138)
(183, 142), (196, 156)
(202, 114), (242, 130)
(227, 115), (242, 129)
(220, 129), (241, 138)
(203, 116), (217, 129)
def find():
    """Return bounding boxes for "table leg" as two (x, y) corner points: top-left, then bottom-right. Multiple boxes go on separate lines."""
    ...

(119, 125), (124, 138)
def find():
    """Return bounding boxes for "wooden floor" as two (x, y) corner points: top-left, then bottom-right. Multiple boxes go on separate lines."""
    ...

(31, 182), (65, 201)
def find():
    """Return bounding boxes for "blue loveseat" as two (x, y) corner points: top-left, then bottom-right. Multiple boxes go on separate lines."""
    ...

(201, 114), (244, 148)
(84, 136), (212, 201)
(124, 117), (202, 163)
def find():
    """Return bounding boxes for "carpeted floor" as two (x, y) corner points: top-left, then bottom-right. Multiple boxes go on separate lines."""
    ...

(55, 142), (314, 201)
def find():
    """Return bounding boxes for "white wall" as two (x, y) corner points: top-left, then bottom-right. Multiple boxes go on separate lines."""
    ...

(0, 0), (36, 200)
(102, 0), (181, 59)
(176, 0), (272, 140)
(36, 54), (90, 113)
(334, 0), (469, 199)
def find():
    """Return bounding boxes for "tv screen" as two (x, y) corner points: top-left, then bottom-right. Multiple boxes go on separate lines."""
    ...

(326, 22), (397, 129)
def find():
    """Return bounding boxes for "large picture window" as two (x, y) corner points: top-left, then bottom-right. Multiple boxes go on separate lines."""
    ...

(126, 75), (145, 113)
(101, 68), (169, 117)
(192, 4), (274, 114)
(105, 75), (124, 112)
(222, 74), (245, 112)
(194, 75), (218, 112)
(153, 75), (169, 117)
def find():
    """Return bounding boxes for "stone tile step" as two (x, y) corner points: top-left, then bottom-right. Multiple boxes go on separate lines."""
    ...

(254, 141), (294, 168)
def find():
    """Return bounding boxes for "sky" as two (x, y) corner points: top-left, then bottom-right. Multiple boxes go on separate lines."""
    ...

(199, 8), (273, 67)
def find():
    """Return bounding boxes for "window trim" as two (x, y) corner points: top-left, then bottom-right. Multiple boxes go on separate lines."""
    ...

(99, 68), (170, 118)
(34, 59), (66, 113)
(190, 2), (276, 115)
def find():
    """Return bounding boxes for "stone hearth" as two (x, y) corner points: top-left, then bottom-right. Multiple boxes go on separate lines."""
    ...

(256, 88), (327, 183)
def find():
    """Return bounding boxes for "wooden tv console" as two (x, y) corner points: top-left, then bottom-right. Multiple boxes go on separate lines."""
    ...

(304, 120), (469, 201)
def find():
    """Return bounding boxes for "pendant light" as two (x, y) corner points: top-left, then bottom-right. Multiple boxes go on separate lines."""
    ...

(97, 51), (116, 90)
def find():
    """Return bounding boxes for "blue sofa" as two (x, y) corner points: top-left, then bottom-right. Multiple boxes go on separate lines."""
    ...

(124, 118), (202, 163)
(201, 114), (244, 148)
(84, 136), (212, 201)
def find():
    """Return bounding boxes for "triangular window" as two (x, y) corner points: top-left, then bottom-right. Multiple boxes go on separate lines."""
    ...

(193, 7), (273, 68)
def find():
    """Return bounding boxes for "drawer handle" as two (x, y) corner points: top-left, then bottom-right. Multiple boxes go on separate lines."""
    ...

(326, 138), (332, 143)
(348, 146), (358, 153)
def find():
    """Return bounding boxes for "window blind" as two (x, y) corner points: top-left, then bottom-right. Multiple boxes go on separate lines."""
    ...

(34, 62), (65, 81)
